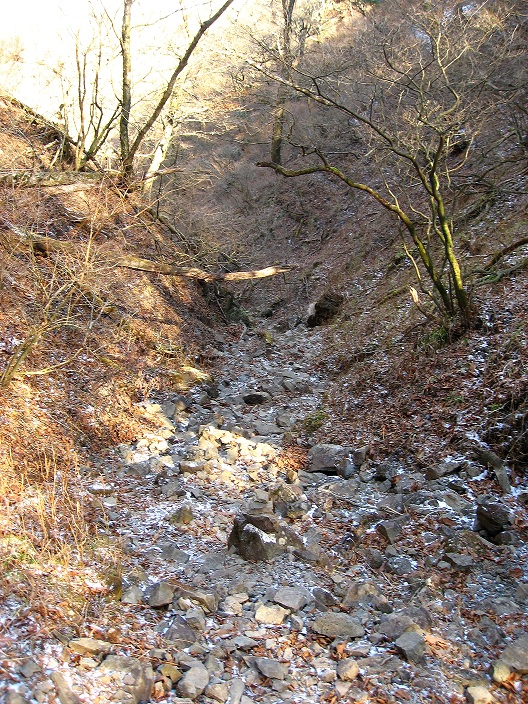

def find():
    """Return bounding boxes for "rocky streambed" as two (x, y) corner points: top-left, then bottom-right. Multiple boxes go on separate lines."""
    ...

(2, 325), (527, 704)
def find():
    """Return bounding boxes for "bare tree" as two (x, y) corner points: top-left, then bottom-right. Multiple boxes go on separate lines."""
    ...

(53, 6), (122, 171)
(265, 0), (328, 164)
(51, 0), (236, 177)
(255, 0), (526, 324)
(119, 0), (236, 178)
(119, 0), (133, 173)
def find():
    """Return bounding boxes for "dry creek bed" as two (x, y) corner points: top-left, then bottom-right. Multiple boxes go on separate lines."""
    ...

(1, 325), (528, 704)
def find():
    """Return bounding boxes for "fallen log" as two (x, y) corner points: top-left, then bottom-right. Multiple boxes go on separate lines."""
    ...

(111, 254), (291, 281)
(1, 221), (292, 282)
(0, 170), (102, 188)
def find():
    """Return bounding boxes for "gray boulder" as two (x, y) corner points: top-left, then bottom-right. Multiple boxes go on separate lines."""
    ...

(98, 655), (154, 704)
(376, 516), (409, 544)
(307, 444), (350, 476)
(386, 556), (413, 575)
(254, 657), (288, 680)
(426, 460), (464, 480)
(395, 632), (427, 662)
(147, 581), (175, 607)
(242, 391), (271, 405)
(476, 499), (514, 536)
(312, 613), (364, 638)
(50, 673), (82, 704)
(227, 512), (303, 562)
(493, 635), (528, 678)
(5, 691), (30, 704)
(154, 614), (197, 647)
(177, 664), (210, 699)
(273, 586), (312, 611)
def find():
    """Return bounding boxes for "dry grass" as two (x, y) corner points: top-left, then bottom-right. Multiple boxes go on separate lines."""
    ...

(0, 447), (132, 660)
(0, 448), (89, 570)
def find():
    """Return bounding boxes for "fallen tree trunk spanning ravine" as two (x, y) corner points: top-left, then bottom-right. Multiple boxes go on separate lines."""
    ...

(1, 220), (292, 282)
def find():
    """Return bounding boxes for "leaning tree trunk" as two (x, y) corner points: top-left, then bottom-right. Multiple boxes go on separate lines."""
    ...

(142, 117), (175, 196)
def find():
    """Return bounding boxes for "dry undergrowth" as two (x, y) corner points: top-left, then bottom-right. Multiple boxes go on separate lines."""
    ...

(0, 449), (96, 639)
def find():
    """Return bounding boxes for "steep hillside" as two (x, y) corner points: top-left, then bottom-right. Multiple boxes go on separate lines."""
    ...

(0, 97), (226, 470)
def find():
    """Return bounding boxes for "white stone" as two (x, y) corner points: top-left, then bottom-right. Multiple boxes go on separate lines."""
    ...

(255, 603), (289, 625)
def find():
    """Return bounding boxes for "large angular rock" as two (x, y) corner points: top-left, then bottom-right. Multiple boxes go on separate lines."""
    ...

(312, 613), (364, 638)
(253, 420), (281, 436)
(254, 657), (288, 680)
(270, 482), (308, 519)
(228, 679), (245, 704)
(376, 614), (420, 641)
(50, 672), (82, 704)
(343, 580), (382, 608)
(515, 583), (528, 603)
(68, 638), (113, 657)
(205, 682), (229, 702)
(336, 658), (359, 681)
(154, 614), (197, 647)
(255, 603), (289, 624)
(172, 585), (218, 613)
(324, 479), (360, 499)
(444, 553), (474, 570)
(395, 632), (427, 662)
(121, 586), (143, 605)
(169, 504), (194, 525)
(227, 512), (303, 562)
(376, 516), (409, 544)
(147, 581), (175, 607)
(228, 520), (283, 562)
(386, 556), (413, 575)
(442, 490), (473, 516)
(426, 460), (464, 480)
(177, 664), (210, 699)
(98, 655), (155, 704)
(307, 444), (350, 476)
(494, 635), (528, 676)
(466, 686), (495, 704)
(399, 606), (432, 630)
(476, 500), (514, 536)
(5, 691), (30, 704)
(242, 390), (271, 405)
(273, 586), (312, 611)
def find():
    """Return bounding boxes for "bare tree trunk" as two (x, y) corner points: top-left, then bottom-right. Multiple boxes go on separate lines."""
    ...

(142, 117), (175, 196)
(120, 0), (133, 176)
(121, 0), (235, 177)
(270, 0), (296, 165)
(271, 83), (289, 165)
